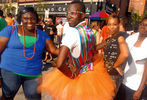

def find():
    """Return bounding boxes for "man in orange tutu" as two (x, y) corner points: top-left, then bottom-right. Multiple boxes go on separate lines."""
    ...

(38, 1), (116, 100)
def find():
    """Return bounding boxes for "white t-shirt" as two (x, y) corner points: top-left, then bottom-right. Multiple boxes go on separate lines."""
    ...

(56, 24), (63, 36)
(123, 32), (147, 90)
(61, 22), (87, 58)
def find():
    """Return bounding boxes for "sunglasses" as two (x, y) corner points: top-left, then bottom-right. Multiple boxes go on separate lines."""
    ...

(66, 11), (84, 16)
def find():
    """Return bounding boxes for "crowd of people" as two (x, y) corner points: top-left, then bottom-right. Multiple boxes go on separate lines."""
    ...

(0, 0), (146, 100)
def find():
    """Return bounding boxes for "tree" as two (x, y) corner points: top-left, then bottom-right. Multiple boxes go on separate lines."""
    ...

(130, 12), (147, 31)
(35, 0), (45, 12)
(2, 3), (16, 15)
(35, 0), (50, 20)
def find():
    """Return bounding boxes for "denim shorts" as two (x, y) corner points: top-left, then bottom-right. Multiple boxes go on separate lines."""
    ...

(1, 68), (41, 100)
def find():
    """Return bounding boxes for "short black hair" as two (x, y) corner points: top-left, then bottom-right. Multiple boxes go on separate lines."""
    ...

(0, 10), (3, 16)
(17, 7), (39, 24)
(106, 14), (120, 24)
(70, 1), (85, 13)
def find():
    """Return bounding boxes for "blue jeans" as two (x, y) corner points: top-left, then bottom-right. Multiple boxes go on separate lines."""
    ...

(1, 68), (41, 100)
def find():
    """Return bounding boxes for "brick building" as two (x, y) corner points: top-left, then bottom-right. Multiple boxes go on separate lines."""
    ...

(128, 0), (146, 16)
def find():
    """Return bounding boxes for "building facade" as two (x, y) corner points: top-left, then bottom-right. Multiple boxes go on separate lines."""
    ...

(128, 0), (146, 16)
(0, 0), (146, 22)
(0, 0), (106, 16)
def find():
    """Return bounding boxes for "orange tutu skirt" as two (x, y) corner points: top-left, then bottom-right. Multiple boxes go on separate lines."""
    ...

(38, 55), (116, 100)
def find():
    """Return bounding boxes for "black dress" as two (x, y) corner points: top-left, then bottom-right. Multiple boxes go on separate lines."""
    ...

(103, 32), (127, 92)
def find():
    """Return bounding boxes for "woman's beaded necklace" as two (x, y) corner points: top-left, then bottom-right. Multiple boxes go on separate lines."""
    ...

(22, 26), (36, 59)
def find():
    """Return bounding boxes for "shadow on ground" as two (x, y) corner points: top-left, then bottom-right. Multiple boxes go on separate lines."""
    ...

(42, 63), (53, 71)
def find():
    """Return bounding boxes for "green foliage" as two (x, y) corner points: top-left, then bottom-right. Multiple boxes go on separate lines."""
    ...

(35, 0), (49, 12)
(131, 13), (141, 28)
(130, 12), (147, 30)
(142, 11), (147, 18)
(35, 0), (50, 19)
(2, 3), (16, 15)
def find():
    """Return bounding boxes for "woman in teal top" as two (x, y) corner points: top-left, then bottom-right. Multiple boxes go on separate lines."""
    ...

(0, 7), (59, 100)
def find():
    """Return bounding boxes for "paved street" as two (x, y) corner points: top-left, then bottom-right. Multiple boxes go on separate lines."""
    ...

(0, 62), (54, 100)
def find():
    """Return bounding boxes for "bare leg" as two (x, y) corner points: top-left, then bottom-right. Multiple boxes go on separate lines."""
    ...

(46, 53), (53, 63)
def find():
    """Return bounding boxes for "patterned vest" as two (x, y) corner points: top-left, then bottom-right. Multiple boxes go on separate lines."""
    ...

(68, 23), (95, 75)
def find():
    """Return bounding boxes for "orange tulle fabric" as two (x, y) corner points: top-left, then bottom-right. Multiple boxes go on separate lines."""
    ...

(38, 54), (116, 100)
